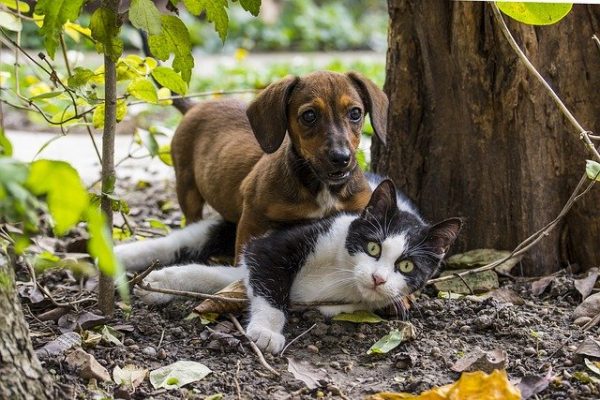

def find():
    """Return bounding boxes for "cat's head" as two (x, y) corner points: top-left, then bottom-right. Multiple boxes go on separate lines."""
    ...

(345, 179), (462, 307)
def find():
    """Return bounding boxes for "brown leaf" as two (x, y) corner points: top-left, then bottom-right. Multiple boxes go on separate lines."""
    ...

(66, 348), (111, 382)
(451, 348), (508, 373)
(475, 288), (524, 305)
(530, 276), (554, 296)
(58, 311), (106, 333)
(575, 338), (600, 359)
(574, 292), (600, 320)
(17, 284), (45, 304)
(35, 332), (81, 358)
(286, 357), (329, 390)
(515, 367), (554, 399)
(575, 268), (599, 301)
(193, 279), (248, 315)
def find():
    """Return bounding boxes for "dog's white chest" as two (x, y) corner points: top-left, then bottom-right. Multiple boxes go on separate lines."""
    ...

(308, 188), (340, 218)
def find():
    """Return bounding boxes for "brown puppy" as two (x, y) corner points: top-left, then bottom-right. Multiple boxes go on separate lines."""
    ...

(171, 71), (388, 257)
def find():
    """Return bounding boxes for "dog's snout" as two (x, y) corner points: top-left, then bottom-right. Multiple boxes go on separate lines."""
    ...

(328, 148), (351, 167)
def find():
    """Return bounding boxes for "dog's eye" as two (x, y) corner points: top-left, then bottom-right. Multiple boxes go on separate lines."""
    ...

(365, 241), (381, 258)
(348, 107), (362, 122)
(301, 110), (317, 124)
(396, 259), (414, 274)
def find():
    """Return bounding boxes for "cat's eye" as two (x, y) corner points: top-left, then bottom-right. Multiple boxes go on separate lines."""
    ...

(365, 241), (381, 257)
(396, 259), (414, 273)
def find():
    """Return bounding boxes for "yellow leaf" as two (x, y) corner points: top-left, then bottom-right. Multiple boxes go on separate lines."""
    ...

(369, 370), (520, 400)
(64, 21), (91, 42)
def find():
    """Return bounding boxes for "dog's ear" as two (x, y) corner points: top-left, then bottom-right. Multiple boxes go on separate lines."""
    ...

(347, 72), (388, 145)
(247, 75), (300, 154)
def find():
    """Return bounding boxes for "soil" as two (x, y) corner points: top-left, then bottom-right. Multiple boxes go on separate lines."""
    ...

(18, 177), (600, 399)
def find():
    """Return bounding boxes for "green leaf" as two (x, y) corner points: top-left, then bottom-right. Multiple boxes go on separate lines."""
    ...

(87, 206), (128, 301)
(158, 144), (173, 166)
(29, 91), (63, 101)
(332, 310), (385, 324)
(129, 0), (162, 35)
(34, 0), (85, 58)
(151, 66), (188, 95)
(586, 160), (600, 182)
(0, 128), (13, 156)
(367, 323), (416, 355)
(239, 0), (261, 16)
(146, 218), (170, 233)
(90, 7), (123, 61)
(148, 15), (194, 83)
(68, 67), (95, 88)
(99, 324), (123, 346)
(26, 160), (89, 235)
(128, 78), (158, 103)
(92, 100), (127, 129)
(149, 361), (212, 389)
(0, 10), (22, 32)
(0, 0), (31, 13)
(183, 0), (228, 42)
(496, 2), (573, 26)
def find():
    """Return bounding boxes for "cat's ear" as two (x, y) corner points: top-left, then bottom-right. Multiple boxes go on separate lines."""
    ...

(362, 179), (397, 219)
(425, 218), (463, 256)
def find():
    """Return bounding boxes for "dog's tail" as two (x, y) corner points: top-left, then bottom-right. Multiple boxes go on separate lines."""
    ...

(139, 31), (195, 114)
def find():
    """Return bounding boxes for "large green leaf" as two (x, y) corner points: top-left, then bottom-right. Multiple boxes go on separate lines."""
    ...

(90, 7), (123, 61)
(239, 0), (261, 16)
(68, 67), (95, 88)
(34, 0), (85, 59)
(182, 0), (228, 42)
(129, 0), (162, 35)
(496, 2), (573, 26)
(0, 128), (13, 156)
(92, 100), (128, 129)
(151, 66), (188, 95)
(128, 78), (158, 103)
(148, 15), (194, 83)
(26, 160), (89, 235)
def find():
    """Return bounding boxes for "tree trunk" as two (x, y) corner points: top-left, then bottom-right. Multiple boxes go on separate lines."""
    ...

(373, 2), (600, 275)
(0, 257), (54, 399)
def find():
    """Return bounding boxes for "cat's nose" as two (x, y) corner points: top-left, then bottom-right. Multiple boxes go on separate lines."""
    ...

(372, 273), (386, 287)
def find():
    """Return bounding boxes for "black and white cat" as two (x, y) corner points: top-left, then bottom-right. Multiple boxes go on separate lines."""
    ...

(115, 177), (461, 354)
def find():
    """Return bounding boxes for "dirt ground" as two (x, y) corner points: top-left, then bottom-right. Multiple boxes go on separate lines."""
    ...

(18, 177), (600, 399)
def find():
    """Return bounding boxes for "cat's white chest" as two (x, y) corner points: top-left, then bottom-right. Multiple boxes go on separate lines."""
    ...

(307, 188), (340, 218)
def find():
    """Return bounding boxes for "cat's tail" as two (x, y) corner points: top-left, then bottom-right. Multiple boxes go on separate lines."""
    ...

(115, 219), (236, 272)
(135, 263), (247, 305)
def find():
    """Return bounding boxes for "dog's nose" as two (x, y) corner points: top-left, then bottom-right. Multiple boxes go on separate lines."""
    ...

(328, 148), (351, 167)
(372, 273), (386, 287)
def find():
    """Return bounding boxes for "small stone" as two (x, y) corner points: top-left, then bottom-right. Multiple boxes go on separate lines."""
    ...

(460, 325), (470, 333)
(524, 347), (537, 356)
(567, 345), (578, 352)
(430, 347), (442, 357)
(128, 345), (139, 352)
(157, 348), (167, 360)
(395, 360), (410, 369)
(574, 316), (592, 327)
(475, 315), (493, 328)
(355, 332), (366, 340)
(330, 361), (341, 369)
(564, 359), (573, 367)
(538, 349), (547, 356)
(170, 327), (185, 338)
(142, 346), (157, 357)
(307, 345), (319, 354)
(123, 338), (135, 346)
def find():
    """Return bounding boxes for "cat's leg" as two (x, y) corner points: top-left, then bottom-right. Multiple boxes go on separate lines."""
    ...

(135, 264), (247, 304)
(245, 293), (287, 355)
(115, 219), (235, 271)
(317, 304), (368, 318)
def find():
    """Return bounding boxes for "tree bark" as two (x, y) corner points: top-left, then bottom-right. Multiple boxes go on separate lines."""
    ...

(0, 257), (54, 399)
(373, 2), (600, 275)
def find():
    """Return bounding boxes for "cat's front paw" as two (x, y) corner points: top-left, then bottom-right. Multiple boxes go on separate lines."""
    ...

(114, 241), (153, 271)
(247, 325), (285, 355)
(134, 270), (175, 305)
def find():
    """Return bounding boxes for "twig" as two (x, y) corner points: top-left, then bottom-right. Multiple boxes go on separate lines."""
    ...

(280, 323), (317, 357)
(228, 314), (280, 376)
(127, 259), (160, 287)
(157, 328), (165, 349)
(234, 359), (242, 400)
(136, 282), (247, 303)
(127, 88), (260, 106)
(455, 273), (474, 295)
(582, 313), (600, 331)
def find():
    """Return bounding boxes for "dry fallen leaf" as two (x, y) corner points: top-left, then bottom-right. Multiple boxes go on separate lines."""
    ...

(574, 292), (600, 320)
(474, 288), (525, 306)
(149, 360), (212, 389)
(113, 364), (148, 389)
(451, 349), (508, 373)
(193, 279), (248, 315)
(514, 367), (553, 399)
(530, 276), (554, 296)
(575, 338), (600, 359)
(575, 268), (599, 301)
(35, 332), (81, 358)
(368, 370), (520, 400)
(286, 357), (329, 390)
(66, 348), (111, 382)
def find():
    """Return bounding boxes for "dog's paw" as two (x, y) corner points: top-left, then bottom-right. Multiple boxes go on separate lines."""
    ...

(134, 270), (175, 305)
(247, 324), (285, 354)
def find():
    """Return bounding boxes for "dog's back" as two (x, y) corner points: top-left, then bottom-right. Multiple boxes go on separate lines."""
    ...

(171, 99), (263, 223)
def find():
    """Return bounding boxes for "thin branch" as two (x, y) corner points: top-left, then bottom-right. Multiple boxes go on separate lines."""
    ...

(228, 314), (280, 376)
(126, 88), (260, 106)
(280, 323), (317, 357)
(127, 260), (160, 287)
(136, 282), (247, 303)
